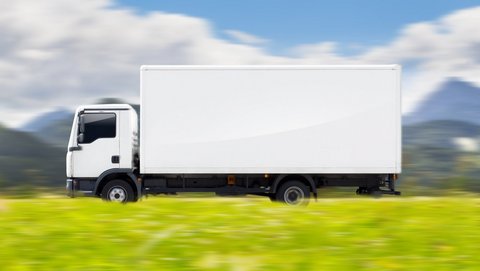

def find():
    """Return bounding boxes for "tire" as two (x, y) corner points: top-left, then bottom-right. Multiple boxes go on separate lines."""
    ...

(275, 181), (310, 206)
(101, 179), (136, 203)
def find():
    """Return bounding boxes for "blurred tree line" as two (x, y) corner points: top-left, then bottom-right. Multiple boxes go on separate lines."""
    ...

(1, 117), (480, 196)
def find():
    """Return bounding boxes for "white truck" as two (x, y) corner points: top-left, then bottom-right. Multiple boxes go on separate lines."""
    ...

(66, 65), (401, 205)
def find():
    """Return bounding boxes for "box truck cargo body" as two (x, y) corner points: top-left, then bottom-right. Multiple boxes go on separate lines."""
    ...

(66, 65), (401, 205)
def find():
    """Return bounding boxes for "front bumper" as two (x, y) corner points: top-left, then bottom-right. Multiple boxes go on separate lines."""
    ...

(66, 178), (74, 197)
(66, 178), (95, 198)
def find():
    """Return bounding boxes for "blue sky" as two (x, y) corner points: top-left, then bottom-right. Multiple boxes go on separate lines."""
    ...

(116, 0), (480, 55)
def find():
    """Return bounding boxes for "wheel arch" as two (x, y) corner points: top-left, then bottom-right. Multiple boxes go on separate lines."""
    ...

(94, 168), (140, 199)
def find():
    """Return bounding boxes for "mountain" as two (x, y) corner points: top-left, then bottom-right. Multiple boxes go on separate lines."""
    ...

(36, 116), (74, 147)
(19, 109), (74, 147)
(20, 108), (72, 133)
(404, 79), (480, 125)
(20, 98), (139, 147)
(0, 124), (65, 188)
(403, 120), (480, 149)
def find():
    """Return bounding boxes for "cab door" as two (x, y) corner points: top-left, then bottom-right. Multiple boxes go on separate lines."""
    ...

(71, 111), (120, 178)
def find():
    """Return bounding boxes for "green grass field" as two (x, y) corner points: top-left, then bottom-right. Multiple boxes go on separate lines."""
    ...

(0, 196), (479, 270)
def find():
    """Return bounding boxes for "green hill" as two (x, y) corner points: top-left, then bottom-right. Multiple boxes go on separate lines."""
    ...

(0, 124), (65, 188)
(2, 117), (480, 193)
(403, 120), (480, 148)
(36, 116), (73, 148)
(401, 120), (480, 192)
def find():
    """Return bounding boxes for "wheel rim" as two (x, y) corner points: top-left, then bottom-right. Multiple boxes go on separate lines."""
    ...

(284, 186), (305, 205)
(108, 187), (127, 202)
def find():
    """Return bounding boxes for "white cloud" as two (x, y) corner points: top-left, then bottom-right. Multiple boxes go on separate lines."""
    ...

(0, 0), (479, 127)
(292, 42), (347, 63)
(224, 30), (269, 45)
(0, 0), (288, 127)
(293, 7), (480, 112)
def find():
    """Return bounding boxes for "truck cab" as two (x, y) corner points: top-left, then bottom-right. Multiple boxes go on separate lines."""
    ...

(66, 104), (138, 199)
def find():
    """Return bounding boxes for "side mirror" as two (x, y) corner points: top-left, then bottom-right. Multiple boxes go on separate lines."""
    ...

(77, 133), (84, 144)
(79, 115), (85, 133)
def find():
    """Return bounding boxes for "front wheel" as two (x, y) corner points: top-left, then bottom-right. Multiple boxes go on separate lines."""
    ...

(101, 179), (136, 203)
(276, 181), (310, 206)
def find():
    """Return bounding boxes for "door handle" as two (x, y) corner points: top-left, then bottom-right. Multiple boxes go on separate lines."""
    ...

(69, 146), (82, 151)
(111, 155), (120, 164)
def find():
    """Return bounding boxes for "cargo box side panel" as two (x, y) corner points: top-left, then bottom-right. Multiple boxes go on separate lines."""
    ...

(140, 66), (400, 174)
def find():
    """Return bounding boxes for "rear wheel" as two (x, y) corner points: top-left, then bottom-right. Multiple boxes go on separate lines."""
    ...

(276, 181), (310, 206)
(101, 179), (136, 203)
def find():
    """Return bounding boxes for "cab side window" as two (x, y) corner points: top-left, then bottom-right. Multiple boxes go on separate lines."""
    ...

(80, 113), (116, 144)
